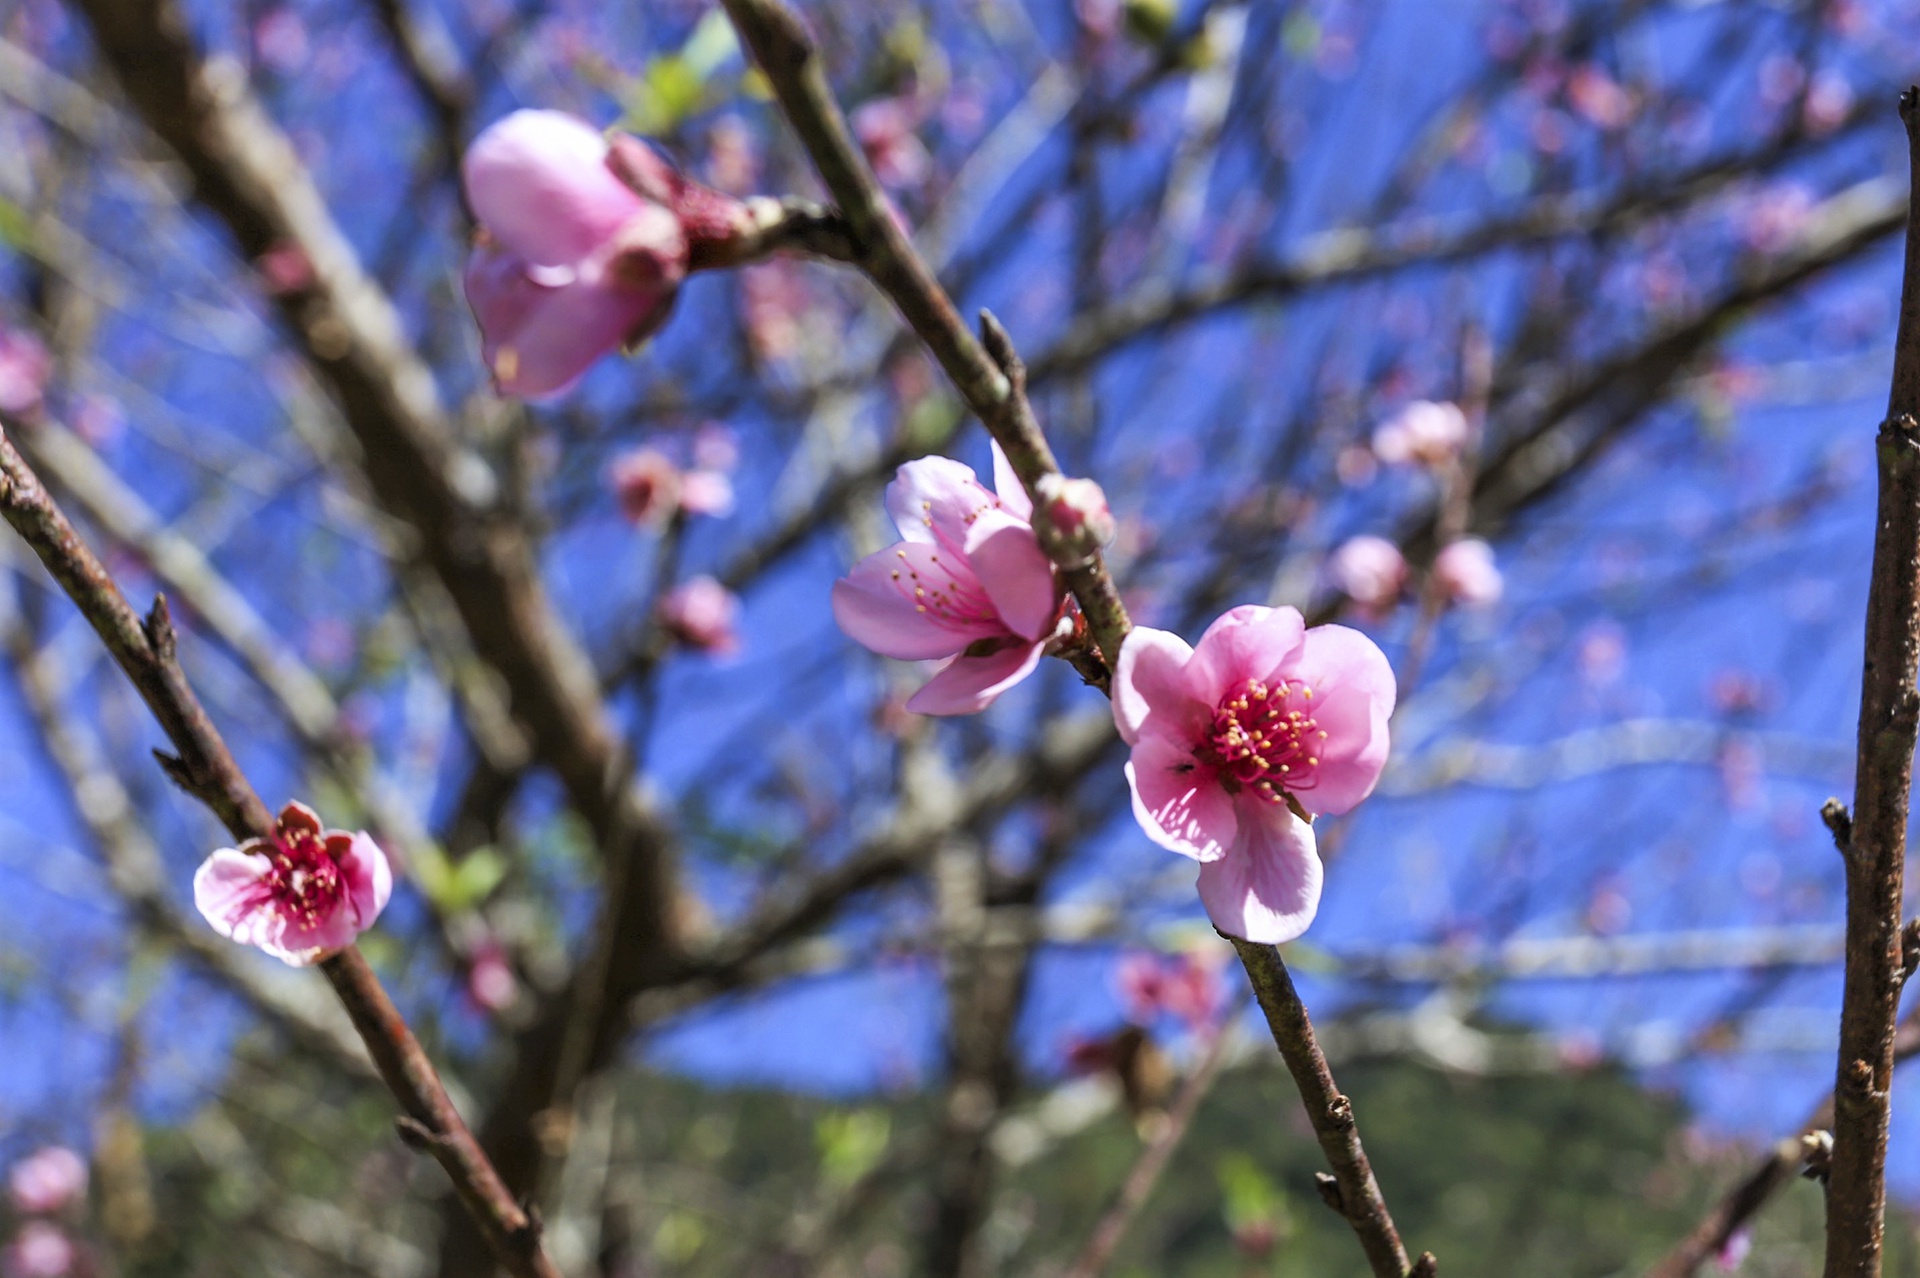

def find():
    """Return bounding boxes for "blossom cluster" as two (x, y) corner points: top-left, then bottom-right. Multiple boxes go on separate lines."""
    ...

(4, 1147), (86, 1278)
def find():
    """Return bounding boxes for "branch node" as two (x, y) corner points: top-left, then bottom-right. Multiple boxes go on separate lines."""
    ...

(1821, 798), (1853, 852)
(150, 748), (196, 794)
(1326, 1093), (1356, 1131)
(977, 309), (1027, 393)
(1902, 918), (1920, 986)
(1800, 1129), (1835, 1183)
(1411, 1252), (1440, 1277)
(144, 593), (177, 662)
(1843, 1058), (1878, 1098)
(1312, 1171), (1345, 1216)
(393, 1115), (444, 1152)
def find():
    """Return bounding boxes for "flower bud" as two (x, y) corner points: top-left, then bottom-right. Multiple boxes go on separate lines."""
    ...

(1032, 473), (1116, 569)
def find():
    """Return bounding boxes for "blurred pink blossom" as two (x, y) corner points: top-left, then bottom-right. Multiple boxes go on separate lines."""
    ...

(1715, 1227), (1752, 1272)
(0, 328), (50, 417)
(467, 943), (519, 1013)
(1372, 400), (1468, 467)
(255, 240), (314, 295)
(253, 7), (309, 73)
(1329, 535), (1407, 611)
(2, 1223), (73, 1278)
(1805, 72), (1854, 134)
(660, 576), (741, 655)
(679, 469), (735, 518)
(463, 110), (749, 398)
(1112, 607), (1395, 942)
(1432, 538), (1503, 607)
(832, 450), (1064, 715)
(692, 422), (739, 472)
(612, 448), (681, 525)
(852, 98), (932, 190)
(1116, 950), (1222, 1032)
(8, 1148), (85, 1216)
(192, 801), (392, 966)
(741, 263), (809, 362)
(1566, 64), (1631, 129)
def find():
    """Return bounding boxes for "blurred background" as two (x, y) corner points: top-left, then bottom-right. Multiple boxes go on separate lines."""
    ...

(0, 0), (1915, 1273)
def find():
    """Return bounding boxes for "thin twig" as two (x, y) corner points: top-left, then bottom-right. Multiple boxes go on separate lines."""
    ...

(1061, 1000), (1245, 1278)
(1227, 936), (1417, 1278)
(1822, 87), (1920, 1278)
(717, 0), (1132, 679)
(0, 425), (560, 1278)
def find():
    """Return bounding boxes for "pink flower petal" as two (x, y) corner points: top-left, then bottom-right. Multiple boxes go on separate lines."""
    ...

(905, 639), (1045, 714)
(1125, 732), (1237, 862)
(337, 832), (394, 930)
(1187, 605), (1306, 707)
(1196, 802), (1322, 942)
(990, 441), (1032, 522)
(463, 110), (647, 268)
(193, 847), (277, 943)
(884, 455), (996, 551)
(832, 542), (1000, 660)
(1284, 624), (1397, 816)
(963, 508), (1058, 641)
(464, 240), (673, 399)
(1113, 626), (1204, 746)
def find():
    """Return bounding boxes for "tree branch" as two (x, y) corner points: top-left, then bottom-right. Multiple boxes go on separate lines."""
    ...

(1821, 88), (1920, 1278)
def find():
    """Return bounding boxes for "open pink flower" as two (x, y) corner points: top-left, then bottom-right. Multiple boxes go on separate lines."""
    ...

(192, 801), (392, 966)
(1112, 607), (1396, 942)
(831, 448), (1065, 715)
(463, 110), (725, 399)
(7, 1149), (85, 1217)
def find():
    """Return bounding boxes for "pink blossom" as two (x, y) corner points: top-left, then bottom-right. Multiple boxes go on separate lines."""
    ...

(831, 449), (1065, 715)
(2, 1223), (72, 1278)
(851, 98), (932, 190)
(463, 110), (746, 398)
(1116, 951), (1222, 1032)
(255, 241), (314, 295)
(659, 576), (740, 654)
(1566, 64), (1631, 129)
(192, 801), (393, 966)
(1805, 72), (1853, 134)
(611, 448), (681, 525)
(0, 329), (50, 417)
(678, 469), (735, 518)
(1432, 538), (1503, 607)
(7, 1149), (85, 1216)
(1715, 1227), (1752, 1272)
(467, 943), (518, 1013)
(1112, 607), (1396, 942)
(692, 422), (739, 472)
(1371, 400), (1468, 467)
(1329, 535), (1407, 610)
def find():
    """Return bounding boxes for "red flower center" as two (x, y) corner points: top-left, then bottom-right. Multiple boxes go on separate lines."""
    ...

(1203, 676), (1326, 803)
(257, 826), (344, 926)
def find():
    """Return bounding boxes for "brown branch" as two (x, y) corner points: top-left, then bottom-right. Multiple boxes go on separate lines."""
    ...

(1646, 1014), (1920, 1278)
(1822, 89), (1920, 1278)
(1061, 1000), (1243, 1278)
(718, 0), (1131, 678)
(0, 424), (560, 1278)
(1227, 936), (1418, 1278)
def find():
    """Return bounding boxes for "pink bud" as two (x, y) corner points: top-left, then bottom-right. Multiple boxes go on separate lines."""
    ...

(1033, 473), (1115, 569)
(1432, 538), (1503, 607)
(1371, 400), (1468, 468)
(8, 1149), (85, 1216)
(3, 1223), (74, 1278)
(1715, 1227), (1752, 1272)
(611, 448), (682, 526)
(659, 576), (740, 655)
(1329, 536), (1407, 610)
(255, 240), (315, 295)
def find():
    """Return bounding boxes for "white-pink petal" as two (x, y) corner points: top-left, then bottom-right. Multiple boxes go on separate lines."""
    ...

(884, 455), (996, 550)
(963, 508), (1058, 642)
(905, 640), (1045, 715)
(990, 441), (1033, 522)
(1187, 605), (1306, 708)
(832, 542), (999, 660)
(1125, 732), (1237, 863)
(1196, 801), (1322, 943)
(463, 110), (646, 268)
(1111, 626), (1201, 747)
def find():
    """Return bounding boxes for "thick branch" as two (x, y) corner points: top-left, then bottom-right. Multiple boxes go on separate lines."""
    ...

(1822, 89), (1920, 1278)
